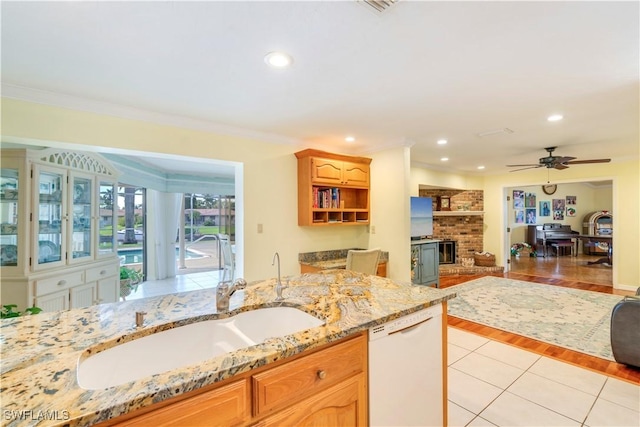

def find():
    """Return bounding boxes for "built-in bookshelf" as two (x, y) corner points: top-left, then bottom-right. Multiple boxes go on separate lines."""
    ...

(295, 149), (371, 226)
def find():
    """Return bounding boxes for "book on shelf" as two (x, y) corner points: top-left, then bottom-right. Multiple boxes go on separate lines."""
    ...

(314, 187), (342, 209)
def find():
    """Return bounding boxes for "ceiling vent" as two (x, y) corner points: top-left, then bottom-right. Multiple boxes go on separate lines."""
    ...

(361, 0), (397, 13)
(476, 128), (514, 138)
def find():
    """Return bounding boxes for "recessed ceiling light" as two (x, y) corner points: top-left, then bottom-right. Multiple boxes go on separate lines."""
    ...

(477, 166), (485, 170)
(345, 136), (356, 142)
(264, 51), (293, 68)
(437, 139), (448, 145)
(440, 157), (449, 162)
(547, 114), (563, 122)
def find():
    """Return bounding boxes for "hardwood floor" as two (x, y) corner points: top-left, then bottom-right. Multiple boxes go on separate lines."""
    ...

(508, 253), (613, 287)
(440, 266), (640, 385)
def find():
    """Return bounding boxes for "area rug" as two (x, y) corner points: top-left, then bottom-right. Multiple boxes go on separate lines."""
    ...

(447, 276), (624, 361)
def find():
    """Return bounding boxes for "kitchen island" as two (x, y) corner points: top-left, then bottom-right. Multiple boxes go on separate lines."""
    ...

(0, 270), (455, 426)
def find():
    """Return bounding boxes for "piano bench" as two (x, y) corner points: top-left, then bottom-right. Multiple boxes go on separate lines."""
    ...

(550, 241), (575, 257)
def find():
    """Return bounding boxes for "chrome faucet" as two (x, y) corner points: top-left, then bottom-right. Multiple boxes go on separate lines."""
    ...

(216, 278), (247, 311)
(135, 311), (147, 328)
(272, 252), (288, 301)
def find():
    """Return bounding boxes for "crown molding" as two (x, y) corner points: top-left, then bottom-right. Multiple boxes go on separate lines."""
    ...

(2, 83), (301, 146)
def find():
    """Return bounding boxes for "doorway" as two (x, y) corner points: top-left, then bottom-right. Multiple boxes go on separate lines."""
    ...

(180, 193), (236, 274)
(504, 180), (613, 286)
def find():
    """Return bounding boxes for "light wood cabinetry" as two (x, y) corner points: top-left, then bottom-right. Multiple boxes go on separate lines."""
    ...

(295, 149), (371, 226)
(115, 379), (251, 427)
(0, 149), (120, 312)
(310, 157), (370, 187)
(102, 333), (367, 427)
(256, 376), (364, 427)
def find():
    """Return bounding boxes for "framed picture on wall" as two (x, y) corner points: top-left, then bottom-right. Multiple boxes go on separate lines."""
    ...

(566, 206), (577, 217)
(553, 198), (565, 211)
(553, 209), (564, 220)
(566, 195), (577, 205)
(526, 208), (536, 224)
(513, 190), (524, 209)
(539, 201), (551, 217)
(525, 192), (536, 208)
(515, 210), (524, 223)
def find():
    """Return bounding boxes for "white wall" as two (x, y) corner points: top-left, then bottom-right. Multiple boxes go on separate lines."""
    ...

(369, 146), (412, 281)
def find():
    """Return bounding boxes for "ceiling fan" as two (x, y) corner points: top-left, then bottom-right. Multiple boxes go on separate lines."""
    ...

(507, 146), (611, 172)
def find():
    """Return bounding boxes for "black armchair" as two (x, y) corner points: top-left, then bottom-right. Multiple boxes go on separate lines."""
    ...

(610, 288), (640, 368)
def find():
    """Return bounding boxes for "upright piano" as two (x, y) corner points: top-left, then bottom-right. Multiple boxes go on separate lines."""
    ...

(527, 224), (579, 257)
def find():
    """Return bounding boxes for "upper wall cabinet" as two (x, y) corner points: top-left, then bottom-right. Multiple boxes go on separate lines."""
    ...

(1, 148), (120, 311)
(295, 149), (371, 226)
(311, 158), (370, 187)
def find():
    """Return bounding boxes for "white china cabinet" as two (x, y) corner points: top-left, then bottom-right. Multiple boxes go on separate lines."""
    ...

(1, 149), (120, 312)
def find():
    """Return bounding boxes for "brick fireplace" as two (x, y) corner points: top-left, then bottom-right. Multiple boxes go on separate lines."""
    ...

(439, 240), (456, 264)
(419, 188), (504, 275)
(419, 189), (485, 265)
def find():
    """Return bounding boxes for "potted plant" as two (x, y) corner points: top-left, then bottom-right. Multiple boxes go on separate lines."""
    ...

(120, 266), (143, 299)
(1, 304), (42, 319)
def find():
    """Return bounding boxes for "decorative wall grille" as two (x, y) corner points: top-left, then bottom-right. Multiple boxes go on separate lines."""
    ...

(38, 151), (116, 176)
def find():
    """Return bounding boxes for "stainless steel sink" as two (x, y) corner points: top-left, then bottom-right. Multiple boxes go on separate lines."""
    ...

(77, 307), (324, 390)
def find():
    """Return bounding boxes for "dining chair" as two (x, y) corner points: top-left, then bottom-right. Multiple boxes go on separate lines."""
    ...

(346, 248), (381, 276)
(218, 234), (235, 280)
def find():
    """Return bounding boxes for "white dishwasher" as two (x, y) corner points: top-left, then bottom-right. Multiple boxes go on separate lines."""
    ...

(369, 303), (443, 427)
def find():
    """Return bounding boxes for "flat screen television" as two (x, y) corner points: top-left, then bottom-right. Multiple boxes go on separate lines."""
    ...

(411, 196), (433, 240)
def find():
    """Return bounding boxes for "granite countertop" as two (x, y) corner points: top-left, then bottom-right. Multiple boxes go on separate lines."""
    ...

(0, 270), (455, 427)
(298, 248), (389, 270)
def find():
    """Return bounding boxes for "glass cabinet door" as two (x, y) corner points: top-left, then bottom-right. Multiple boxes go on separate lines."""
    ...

(98, 181), (116, 256)
(1, 168), (20, 267)
(35, 167), (65, 268)
(70, 174), (93, 262)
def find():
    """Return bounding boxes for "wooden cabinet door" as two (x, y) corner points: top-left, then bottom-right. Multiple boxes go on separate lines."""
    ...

(257, 375), (365, 427)
(252, 334), (365, 416)
(342, 161), (369, 187)
(310, 158), (343, 185)
(114, 379), (250, 427)
(414, 242), (439, 287)
(420, 242), (439, 286)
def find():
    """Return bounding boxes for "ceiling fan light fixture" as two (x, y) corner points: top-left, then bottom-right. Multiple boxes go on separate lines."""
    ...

(264, 51), (293, 68)
(547, 114), (563, 122)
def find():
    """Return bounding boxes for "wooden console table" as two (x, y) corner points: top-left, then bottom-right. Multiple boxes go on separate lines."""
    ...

(578, 235), (612, 266)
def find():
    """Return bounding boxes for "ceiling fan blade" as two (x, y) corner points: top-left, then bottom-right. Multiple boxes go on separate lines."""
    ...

(555, 156), (576, 164)
(564, 159), (611, 165)
(509, 165), (543, 172)
(506, 164), (540, 167)
(553, 163), (569, 170)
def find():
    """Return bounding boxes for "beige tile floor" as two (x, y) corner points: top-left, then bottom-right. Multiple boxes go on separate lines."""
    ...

(130, 273), (640, 427)
(448, 327), (640, 427)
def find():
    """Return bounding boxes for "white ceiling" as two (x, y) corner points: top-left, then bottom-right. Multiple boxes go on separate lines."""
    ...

(1, 1), (638, 177)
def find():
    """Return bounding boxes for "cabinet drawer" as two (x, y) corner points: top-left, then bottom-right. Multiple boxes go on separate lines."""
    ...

(115, 379), (250, 427)
(86, 263), (118, 282)
(252, 334), (366, 416)
(34, 271), (84, 296)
